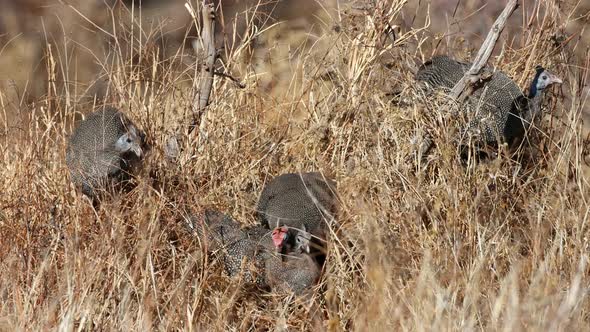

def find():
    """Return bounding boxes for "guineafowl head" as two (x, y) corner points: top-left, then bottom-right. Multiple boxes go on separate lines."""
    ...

(529, 66), (562, 98)
(291, 225), (311, 254)
(271, 225), (311, 254)
(114, 124), (144, 158)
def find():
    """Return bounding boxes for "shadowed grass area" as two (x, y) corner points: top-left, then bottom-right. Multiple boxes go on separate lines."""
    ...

(0, 0), (589, 330)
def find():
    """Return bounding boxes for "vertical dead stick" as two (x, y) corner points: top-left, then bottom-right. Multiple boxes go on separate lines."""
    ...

(449, 0), (519, 99)
(189, 1), (217, 139)
(164, 1), (217, 159)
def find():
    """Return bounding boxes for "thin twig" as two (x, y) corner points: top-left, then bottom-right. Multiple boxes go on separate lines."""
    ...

(214, 71), (246, 89)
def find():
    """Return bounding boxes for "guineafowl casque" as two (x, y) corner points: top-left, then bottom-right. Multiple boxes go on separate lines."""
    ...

(66, 107), (146, 200)
(189, 210), (321, 294)
(256, 172), (338, 256)
(415, 55), (562, 146)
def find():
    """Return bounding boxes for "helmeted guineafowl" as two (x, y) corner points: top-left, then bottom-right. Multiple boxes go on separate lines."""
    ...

(256, 172), (338, 254)
(188, 210), (321, 294)
(416, 55), (562, 145)
(66, 107), (146, 200)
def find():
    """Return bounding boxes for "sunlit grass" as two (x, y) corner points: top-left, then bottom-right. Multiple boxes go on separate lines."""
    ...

(0, 0), (589, 330)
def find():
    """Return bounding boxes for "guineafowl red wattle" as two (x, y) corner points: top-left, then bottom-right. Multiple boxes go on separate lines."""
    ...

(256, 172), (338, 254)
(416, 55), (562, 145)
(66, 107), (146, 200)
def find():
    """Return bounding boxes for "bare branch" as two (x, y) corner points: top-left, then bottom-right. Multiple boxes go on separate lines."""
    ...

(165, 1), (217, 159)
(189, 0), (217, 138)
(449, 0), (519, 100)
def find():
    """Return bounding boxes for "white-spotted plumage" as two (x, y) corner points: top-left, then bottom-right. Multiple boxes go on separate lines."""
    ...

(416, 55), (562, 145)
(66, 107), (146, 199)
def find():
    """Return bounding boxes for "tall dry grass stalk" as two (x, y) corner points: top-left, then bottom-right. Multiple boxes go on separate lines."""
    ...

(0, 0), (589, 330)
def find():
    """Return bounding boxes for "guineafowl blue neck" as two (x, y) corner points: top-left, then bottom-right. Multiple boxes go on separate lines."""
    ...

(528, 67), (545, 98)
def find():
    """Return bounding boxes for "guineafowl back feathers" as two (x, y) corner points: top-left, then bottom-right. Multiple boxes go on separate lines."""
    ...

(257, 172), (337, 236)
(191, 210), (246, 252)
(191, 210), (269, 285)
(416, 55), (471, 90)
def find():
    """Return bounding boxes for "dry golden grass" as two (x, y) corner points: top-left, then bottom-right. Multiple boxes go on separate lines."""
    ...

(0, 0), (589, 330)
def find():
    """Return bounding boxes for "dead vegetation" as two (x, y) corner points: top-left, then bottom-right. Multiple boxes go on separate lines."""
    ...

(0, 0), (589, 330)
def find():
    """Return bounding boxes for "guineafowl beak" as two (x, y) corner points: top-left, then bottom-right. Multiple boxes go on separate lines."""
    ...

(271, 226), (288, 250)
(546, 72), (563, 85)
(303, 243), (310, 254)
(131, 145), (143, 158)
